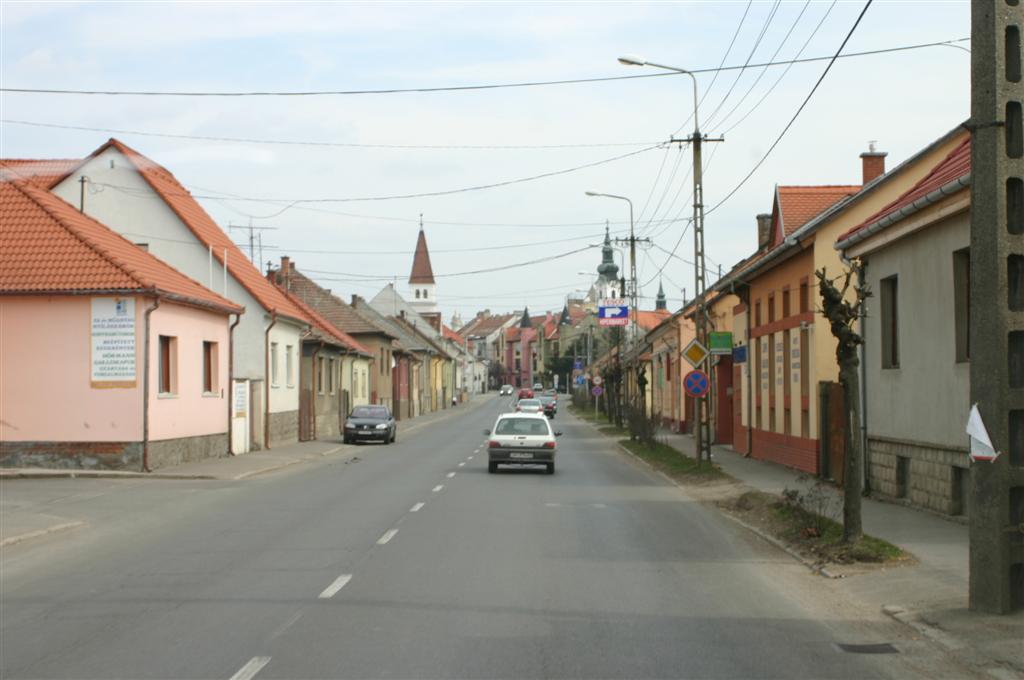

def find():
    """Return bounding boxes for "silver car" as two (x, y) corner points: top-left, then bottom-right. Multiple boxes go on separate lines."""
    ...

(484, 413), (561, 474)
(515, 398), (542, 414)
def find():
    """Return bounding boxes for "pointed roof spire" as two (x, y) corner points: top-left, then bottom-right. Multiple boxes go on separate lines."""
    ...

(519, 307), (532, 328)
(409, 215), (435, 284)
(559, 303), (571, 325)
(597, 219), (619, 282)
(656, 280), (667, 310)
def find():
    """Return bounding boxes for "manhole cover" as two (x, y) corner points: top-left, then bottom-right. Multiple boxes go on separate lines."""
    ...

(835, 643), (900, 654)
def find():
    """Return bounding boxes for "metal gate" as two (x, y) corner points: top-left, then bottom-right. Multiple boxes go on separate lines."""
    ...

(299, 389), (315, 441)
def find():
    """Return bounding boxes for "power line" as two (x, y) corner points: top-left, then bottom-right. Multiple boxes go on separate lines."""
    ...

(0, 38), (967, 98)
(0, 119), (657, 150)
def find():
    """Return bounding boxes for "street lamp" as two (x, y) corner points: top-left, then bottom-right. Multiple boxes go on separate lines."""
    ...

(619, 53), (710, 464)
(585, 191), (636, 342)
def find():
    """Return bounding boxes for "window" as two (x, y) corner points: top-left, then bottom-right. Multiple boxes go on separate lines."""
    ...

(317, 357), (325, 394)
(270, 342), (279, 386)
(954, 248), (970, 362)
(799, 281), (809, 314)
(423, 289), (428, 299)
(286, 345), (294, 386)
(880, 275), (900, 369)
(415, 289), (420, 299)
(768, 294), (776, 323)
(380, 347), (385, 375)
(328, 358), (336, 394)
(203, 341), (218, 393)
(159, 335), (177, 394)
(754, 300), (762, 327)
(782, 287), (791, 318)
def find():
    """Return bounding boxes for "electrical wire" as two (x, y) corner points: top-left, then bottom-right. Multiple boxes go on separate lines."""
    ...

(0, 38), (967, 98)
(0, 119), (657, 150)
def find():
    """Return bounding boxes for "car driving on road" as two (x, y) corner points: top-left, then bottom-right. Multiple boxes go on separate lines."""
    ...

(515, 398), (542, 414)
(343, 405), (396, 444)
(499, 384), (514, 396)
(485, 412), (561, 474)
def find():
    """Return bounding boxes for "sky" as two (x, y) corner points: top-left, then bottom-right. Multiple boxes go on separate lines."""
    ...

(1, 1), (970, 325)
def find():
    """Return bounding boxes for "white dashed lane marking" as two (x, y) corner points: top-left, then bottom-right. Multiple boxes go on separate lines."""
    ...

(432, 485), (444, 493)
(446, 472), (456, 478)
(230, 656), (271, 680)
(377, 529), (399, 545)
(318, 574), (353, 599)
(457, 462), (465, 467)
(410, 502), (425, 512)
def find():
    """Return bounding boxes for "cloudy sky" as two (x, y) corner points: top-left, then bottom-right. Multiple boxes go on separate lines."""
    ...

(1, 1), (969, 323)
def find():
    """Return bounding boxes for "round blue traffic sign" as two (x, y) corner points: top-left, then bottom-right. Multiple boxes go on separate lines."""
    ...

(591, 386), (604, 397)
(684, 370), (709, 398)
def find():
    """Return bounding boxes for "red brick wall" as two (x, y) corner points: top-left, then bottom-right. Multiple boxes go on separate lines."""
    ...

(750, 429), (819, 473)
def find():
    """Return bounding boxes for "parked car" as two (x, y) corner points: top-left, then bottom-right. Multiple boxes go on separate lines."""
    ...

(343, 405), (396, 444)
(515, 398), (542, 414)
(500, 384), (514, 396)
(517, 388), (534, 400)
(537, 394), (557, 418)
(532, 383), (543, 391)
(484, 412), (562, 474)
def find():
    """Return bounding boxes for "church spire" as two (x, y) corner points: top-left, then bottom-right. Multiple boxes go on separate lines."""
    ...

(597, 220), (619, 282)
(656, 280), (667, 310)
(409, 214), (435, 284)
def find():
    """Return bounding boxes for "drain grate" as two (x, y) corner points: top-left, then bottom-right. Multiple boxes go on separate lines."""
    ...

(835, 642), (900, 654)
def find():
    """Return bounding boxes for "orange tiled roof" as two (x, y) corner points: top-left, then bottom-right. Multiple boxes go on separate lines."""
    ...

(441, 324), (464, 344)
(0, 159), (81, 189)
(409, 229), (435, 284)
(82, 139), (311, 324)
(635, 309), (672, 331)
(278, 286), (371, 355)
(777, 185), (860, 239)
(839, 136), (971, 243)
(0, 176), (242, 314)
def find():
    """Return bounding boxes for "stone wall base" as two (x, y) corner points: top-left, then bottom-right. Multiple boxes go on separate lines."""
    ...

(269, 410), (298, 448)
(147, 433), (228, 470)
(868, 436), (970, 517)
(1, 440), (143, 470)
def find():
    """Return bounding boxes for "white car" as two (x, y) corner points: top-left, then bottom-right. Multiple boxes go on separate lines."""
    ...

(515, 398), (542, 414)
(485, 413), (562, 474)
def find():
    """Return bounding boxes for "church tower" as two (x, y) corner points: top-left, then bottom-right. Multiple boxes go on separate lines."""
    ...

(656, 280), (668, 311)
(595, 222), (621, 300)
(409, 215), (438, 315)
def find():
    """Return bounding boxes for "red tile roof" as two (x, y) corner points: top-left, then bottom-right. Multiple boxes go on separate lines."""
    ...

(0, 159), (80, 189)
(777, 185), (861, 240)
(0, 176), (242, 314)
(409, 229), (435, 284)
(441, 324), (464, 344)
(78, 139), (311, 324)
(277, 286), (371, 355)
(635, 309), (672, 331)
(839, 136), (971, 243)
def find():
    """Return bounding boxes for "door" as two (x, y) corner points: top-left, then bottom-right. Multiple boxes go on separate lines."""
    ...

(716, 356), (734, 445)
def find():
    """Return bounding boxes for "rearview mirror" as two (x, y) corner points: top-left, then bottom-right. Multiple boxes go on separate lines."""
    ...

(483, 429), (491, 435)
(555, 431), (563, 437)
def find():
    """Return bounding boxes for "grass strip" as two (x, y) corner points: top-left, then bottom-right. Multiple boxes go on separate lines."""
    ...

(619, 439), (724, 480)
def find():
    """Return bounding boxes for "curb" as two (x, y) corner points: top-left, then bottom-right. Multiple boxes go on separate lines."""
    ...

(0, 470), (217, 481)
(0, 520), (85, 547)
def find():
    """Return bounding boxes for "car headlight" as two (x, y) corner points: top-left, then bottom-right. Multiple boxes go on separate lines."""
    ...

(344, 423), (355, 429)
(375, 423), (389, 429)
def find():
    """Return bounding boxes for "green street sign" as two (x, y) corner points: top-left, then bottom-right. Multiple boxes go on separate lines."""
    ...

(708, 331), (733, 355)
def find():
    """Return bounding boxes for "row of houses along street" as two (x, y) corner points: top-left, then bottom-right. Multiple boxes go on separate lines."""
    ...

(0, 138), (490, 470)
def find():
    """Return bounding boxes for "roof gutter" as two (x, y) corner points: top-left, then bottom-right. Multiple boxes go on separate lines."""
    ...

(834, 173), (971, 252)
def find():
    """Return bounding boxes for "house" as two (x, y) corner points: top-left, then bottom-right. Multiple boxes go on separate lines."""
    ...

(267, 269), (374, 439)
(835, 134), (972, 516)
(16, 139), (315, 452)
(0, 176), (243, 470)
(268, 258), (402, 415)
(646, 309), (689, 430)
(712, 127), (968, 476)
(458, 310), (518, 389)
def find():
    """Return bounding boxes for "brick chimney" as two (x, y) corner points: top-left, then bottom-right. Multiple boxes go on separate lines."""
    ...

(278, 256), (291, 289)
(756, 213), (773, 251)
(860, 141), (887, 184)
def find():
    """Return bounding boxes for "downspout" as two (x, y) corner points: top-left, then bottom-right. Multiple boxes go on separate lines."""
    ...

(310, 341), (321, 441)
(227, 312), (242, 455)
(142, 296), (161, 472)
(264, 311), (278, 450)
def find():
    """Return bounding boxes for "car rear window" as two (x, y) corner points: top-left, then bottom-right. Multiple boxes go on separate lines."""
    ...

(495, 418), (551, 436)
(352, 406), (388, 418)
(518, 399), (540, 407)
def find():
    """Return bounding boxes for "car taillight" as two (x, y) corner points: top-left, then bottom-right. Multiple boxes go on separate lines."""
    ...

(543, 441), (556, 449)
(515, 406), (521, 411)
(488, 440), (501, 448)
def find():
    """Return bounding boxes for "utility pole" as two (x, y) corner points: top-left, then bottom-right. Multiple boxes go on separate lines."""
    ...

(968, 0), (1023, 614)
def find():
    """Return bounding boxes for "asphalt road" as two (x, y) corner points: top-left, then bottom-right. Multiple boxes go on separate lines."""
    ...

(0, 396), (971, 679)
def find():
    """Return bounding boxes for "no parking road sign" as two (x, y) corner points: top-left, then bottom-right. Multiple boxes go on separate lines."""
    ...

(592, 386), (604, 397)
(684, 370), (710, 398)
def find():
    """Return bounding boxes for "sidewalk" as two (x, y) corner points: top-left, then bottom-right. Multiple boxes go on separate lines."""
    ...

(0, 393), (496, 548)
(650, 428), (1023, 676)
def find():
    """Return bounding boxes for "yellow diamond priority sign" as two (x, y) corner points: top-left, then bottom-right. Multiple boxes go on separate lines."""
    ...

(682, 338), (709, 368)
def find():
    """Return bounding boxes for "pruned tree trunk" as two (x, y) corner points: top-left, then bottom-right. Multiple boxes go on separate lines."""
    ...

(816, 266), (870, 544)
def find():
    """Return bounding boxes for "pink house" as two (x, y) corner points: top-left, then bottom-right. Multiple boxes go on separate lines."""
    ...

(0, 173), (243, 471)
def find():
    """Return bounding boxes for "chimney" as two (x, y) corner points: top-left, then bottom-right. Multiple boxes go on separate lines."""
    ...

(279, 256), (291, 289)
(756, 213), (773, 251)
(860, 141), (887, 184)
(351, 294), (358, 306)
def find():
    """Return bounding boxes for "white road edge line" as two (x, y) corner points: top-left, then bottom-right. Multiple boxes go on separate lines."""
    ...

(230, 656), (271, 680)
(446, 472), (456, 478)
(318, 574), (353, 599)
(432, 484), (444, 493)
(410, 502), (425, 512)
(377, 528), (399, 545)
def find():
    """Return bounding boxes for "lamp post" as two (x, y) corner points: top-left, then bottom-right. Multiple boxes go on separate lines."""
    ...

(619, 54), (711, 464)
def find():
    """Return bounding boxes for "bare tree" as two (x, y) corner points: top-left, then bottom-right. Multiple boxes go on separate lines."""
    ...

(816, 266), (870, 544)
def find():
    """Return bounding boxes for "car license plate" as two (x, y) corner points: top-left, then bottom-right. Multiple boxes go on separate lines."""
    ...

(358, 431), (375, 436)
(509, 452), (533, 459)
